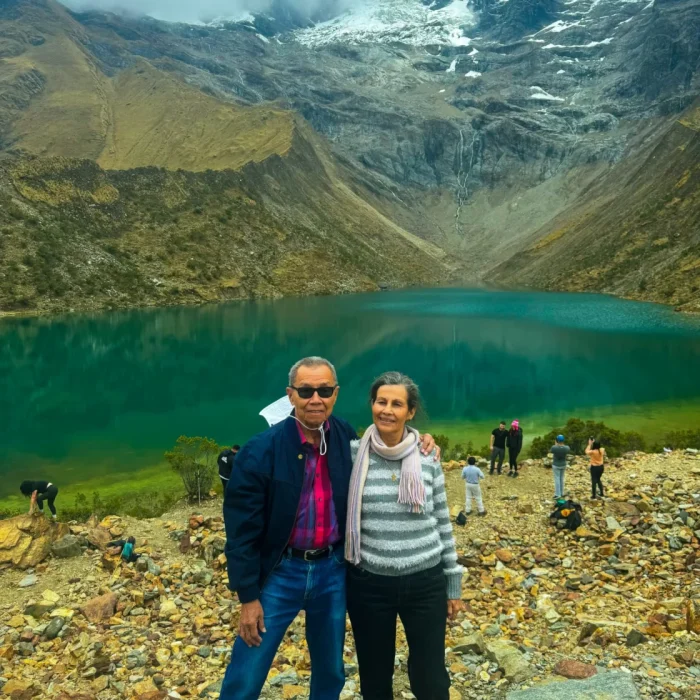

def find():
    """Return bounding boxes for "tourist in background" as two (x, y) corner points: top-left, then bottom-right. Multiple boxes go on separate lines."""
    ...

(549, 435), (571, 499)
(489, 421), (508, 475)
(218, 444), (240, 491)
(20, 480), (58, 520)
(220, 358), (437, 700)
(462, 456), (487, 516)
(585, 438), (606, 499)
(346, 372), (464, 700)
(506, 420), (523, 477)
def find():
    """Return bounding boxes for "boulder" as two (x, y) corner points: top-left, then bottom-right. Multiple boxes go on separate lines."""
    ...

(85, 526), (112, 550)
(686, 599), (700, 633)
(506, 671), (640, 699)
(52, 535), (83, 558)
(452, 632), (486, 655)
(495, 549), (514, 564)
(43, 616), (64, 640)
(24, 601), (55, 618)
(553, 659), (597, 679)
(2, 680), (35, 696)
(486, 641), (532, 683)
(625, 628), (647, 647)
(80, 592), (118, 623)
(0, 514), (70, 569)
(18, 573), (37, 587)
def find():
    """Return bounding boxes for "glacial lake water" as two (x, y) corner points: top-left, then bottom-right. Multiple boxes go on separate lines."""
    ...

(1, 288), (700, 506)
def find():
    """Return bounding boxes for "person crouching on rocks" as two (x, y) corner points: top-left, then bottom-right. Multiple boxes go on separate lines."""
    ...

(20, 480), (59, 520)
(107, 536), (140, 563)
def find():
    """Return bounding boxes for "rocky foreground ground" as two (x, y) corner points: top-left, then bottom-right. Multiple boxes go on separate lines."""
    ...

(0, 451), (699, 700)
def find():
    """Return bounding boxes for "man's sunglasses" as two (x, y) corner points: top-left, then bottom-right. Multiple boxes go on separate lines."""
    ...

(290, 385), (338, 399)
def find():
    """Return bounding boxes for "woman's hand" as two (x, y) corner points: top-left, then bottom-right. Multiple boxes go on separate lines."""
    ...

(448, 599), (465, 620)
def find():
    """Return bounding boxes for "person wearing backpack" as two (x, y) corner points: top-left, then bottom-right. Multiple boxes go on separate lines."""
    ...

(506, 420), (523, 477)
(218, 444), (240, 491)
(585, 438), (606, 499)
(107, 536), (140, 563)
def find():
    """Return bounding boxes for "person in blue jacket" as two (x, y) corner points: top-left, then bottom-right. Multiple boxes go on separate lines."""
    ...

(219, 356), (437, 700)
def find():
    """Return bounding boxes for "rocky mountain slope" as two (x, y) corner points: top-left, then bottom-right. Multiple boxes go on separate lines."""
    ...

(493, 100), (700, 312)
(0, 0), (451, 313)
(0, 450), (699, 699)
(0, 0), (699, 313)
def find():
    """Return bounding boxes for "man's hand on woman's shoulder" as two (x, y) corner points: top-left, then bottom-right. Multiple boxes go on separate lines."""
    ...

(419, 433), (440, 460)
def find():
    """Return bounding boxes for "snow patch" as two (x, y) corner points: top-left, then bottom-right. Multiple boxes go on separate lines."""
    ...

(447, 59), (457, 73)
(255, 33), (269, 44)
(529, 86), (565, 102)
(293, 0), (476, 48)
(465, 70), (482, 78)
(468, 48), (479, 56)
(543, 37), (613, 49)
(541, 20), (581, 33)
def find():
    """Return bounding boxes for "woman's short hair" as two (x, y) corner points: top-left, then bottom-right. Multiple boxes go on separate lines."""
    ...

(370, 372), (422, 415)
(19, 481), (34, 496)
(592, 440), (602, 451)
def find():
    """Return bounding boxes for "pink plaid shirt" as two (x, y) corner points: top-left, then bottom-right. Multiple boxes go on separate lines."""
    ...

(288, 421), (340, 550)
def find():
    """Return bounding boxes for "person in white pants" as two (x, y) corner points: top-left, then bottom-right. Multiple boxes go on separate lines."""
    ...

(461, 457), (487, 516)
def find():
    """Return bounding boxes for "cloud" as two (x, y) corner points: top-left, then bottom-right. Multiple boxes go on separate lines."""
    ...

(58, 1), (353, 25)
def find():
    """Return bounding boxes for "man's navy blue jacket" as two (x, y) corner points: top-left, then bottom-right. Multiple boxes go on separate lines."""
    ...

(223, 414), (357, 604)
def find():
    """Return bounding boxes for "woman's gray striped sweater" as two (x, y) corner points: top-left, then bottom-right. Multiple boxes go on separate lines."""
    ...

(351, 441), (463, 599)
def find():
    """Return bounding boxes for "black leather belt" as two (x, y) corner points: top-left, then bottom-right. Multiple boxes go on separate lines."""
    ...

(289, 546), (334, 561)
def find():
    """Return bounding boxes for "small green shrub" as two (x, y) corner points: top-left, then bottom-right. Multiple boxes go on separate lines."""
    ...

(165, 435), (220, 504)
(656, 429), (700, 451)
(529, 418), (646, 458)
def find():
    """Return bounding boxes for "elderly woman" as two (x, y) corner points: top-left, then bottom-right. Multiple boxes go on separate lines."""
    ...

(345, 372), (464, 700)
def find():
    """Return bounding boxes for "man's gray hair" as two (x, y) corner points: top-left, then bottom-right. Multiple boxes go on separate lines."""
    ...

(288, 357), (338, 386)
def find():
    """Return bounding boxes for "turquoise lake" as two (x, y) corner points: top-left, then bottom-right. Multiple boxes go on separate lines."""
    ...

(1, 288), (700, 501)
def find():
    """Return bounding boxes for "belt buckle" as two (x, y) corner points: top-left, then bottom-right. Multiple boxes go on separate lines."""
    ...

(303, 550), (315, 561)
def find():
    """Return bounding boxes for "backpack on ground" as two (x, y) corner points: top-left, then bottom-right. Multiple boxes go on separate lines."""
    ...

(549, 499), (582, 530)
(121, 541), (134, 561)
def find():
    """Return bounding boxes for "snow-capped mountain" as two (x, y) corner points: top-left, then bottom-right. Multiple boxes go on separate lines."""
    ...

(293, 0), (475, 48)
(3, 0), (699, 312)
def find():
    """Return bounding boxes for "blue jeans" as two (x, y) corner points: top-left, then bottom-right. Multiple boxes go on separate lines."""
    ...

(553, 467), (566, 498)
(219, 549), (347, 700)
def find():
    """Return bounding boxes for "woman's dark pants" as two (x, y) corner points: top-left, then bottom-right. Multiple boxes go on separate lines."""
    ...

(590, 466), (605, 497)
(508, 448), (520, 472)
(37, 485), (58, 516)
(347, 564), (450, 700)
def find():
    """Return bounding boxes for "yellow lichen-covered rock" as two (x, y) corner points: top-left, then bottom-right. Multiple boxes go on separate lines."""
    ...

(0, 514), (70, 569)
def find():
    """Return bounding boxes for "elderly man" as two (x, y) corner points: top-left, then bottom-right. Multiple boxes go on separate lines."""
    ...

(220, 357), (436, 699)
